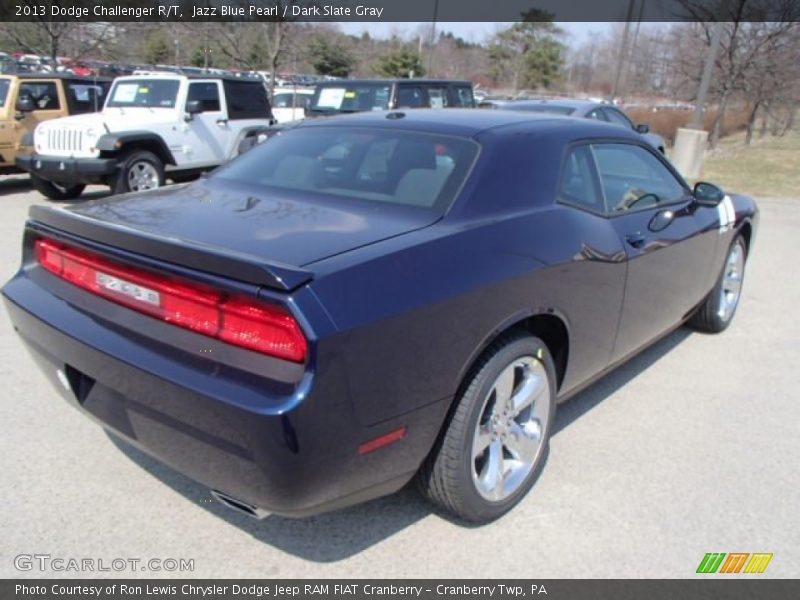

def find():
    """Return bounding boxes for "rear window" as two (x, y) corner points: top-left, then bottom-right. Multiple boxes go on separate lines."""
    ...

(215, 127), (478, 212)
(310, 84), (392, 113)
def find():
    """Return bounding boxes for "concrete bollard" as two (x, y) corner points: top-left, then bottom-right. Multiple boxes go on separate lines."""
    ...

(671, 128), (709, 180)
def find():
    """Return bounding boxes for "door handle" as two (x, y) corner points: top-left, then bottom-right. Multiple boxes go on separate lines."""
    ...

(625, 232), (646, 249)
(216, 118), (228, 126)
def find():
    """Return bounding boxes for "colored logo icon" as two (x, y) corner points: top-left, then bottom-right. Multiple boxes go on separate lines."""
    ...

(697, 553), (773, 574)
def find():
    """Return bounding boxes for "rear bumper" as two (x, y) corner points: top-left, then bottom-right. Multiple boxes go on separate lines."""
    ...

(2, 269), (448, 517)
(16, 153), (117, 184)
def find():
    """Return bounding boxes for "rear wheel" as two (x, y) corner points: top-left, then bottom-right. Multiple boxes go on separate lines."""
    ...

(111, 150), (165, 195)
(417, 331), (556, 523)
(689, 235), (747, 333)
(30, 174), (85, 201)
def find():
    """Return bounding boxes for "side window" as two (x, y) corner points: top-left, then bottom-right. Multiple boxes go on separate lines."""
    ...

(592, 143), (687, 213)
(427, 87), (448, 108)
(224, 81), (271, 119)
(272, 93), (292, 108)
(558, 146), (604, 214)
(603, 108), (634, 129)
(186, 82), (221, 112)
(586, 108), (607, 121)
(19, 82), (59, 110)
(395, 86), (423, 108)
(451, 86), (475, 107)
(66, 82), (106, 114)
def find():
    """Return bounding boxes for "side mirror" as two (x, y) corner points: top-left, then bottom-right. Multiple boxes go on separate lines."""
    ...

(15, 95), (35, 113)
(635, 123), (650, 134)
(184, 99), (202, 120)
(693, 181), (725, 207)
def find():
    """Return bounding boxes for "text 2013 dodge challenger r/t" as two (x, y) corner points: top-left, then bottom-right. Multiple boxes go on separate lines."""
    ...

(3, 110), (757, 523)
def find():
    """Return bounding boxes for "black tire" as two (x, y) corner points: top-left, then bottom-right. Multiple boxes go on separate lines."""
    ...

(111, 149), (165, 195)
(688, 234), (748, 333)
(417, 331), (557, 523)
(30, 174), (85, 201)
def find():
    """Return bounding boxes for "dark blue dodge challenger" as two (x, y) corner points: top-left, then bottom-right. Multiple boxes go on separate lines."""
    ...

(3, 110), (758, 522)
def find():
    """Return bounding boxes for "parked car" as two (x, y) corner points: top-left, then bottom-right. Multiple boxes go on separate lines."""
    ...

(486, 98), (666, 153)
(308, 79), (475, 116)
(270, 87), (313, 123)
(16, 73), (275, 199)
(2, 110), (757, 523)
(0, 74), (111, 177)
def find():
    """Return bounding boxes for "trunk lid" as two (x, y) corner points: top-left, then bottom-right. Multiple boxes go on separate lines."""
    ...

(32, 179), (438, 289)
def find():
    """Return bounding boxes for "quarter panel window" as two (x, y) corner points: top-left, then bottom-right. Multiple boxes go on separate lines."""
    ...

(558, 146), (604, 214)
(603, 108), (634, 129)
(592, 143), (687, 213)
(586, 108), (607, 121)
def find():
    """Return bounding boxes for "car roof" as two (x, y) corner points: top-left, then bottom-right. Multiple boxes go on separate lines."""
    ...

(118, 73), (264, 84)
(294, 108), (640, 140)
(509, 99), (607, 110)
(315, 79), (472, 86)
(0, 73), (113, 82)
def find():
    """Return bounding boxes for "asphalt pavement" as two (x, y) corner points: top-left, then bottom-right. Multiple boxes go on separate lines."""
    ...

(0, 176), (797, 578)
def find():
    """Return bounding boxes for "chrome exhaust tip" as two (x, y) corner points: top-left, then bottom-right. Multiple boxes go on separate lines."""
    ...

(210, 490), (269, 519)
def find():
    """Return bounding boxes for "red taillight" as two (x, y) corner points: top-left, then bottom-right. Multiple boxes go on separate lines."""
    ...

(34, 238), (307, 362)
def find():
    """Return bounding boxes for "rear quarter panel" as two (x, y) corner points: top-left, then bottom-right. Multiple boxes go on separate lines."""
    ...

(307, 128), (628, 426)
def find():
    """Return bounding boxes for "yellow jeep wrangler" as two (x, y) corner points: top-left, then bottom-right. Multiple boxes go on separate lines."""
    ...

(0, 74), (110, 195)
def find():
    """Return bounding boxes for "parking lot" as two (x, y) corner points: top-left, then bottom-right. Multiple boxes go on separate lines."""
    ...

(0, 177), (797, 578)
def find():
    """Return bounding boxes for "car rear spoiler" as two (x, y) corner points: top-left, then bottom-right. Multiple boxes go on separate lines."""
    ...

(27, 205), (313, 292)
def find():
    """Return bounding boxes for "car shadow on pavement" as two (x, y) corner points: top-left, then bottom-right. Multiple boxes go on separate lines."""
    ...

(0, 176), (32, 195)
(553, 327), (693, 435)
(109, 326), (694, 562)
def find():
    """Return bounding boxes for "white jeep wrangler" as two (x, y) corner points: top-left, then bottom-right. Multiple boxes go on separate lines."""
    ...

(16, 73), (275, 200)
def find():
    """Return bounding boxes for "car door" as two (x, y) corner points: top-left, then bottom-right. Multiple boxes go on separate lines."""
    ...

(590, 142), (717, 361)
(554, 144), (628, 385)
(182, 80), (235, 167)
(13, 79), (66, 149)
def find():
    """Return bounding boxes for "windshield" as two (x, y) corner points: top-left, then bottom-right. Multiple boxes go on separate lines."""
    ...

(310, 84), (392, 113)
(512, 104), (575, 115)
(216, 127), (479, 213)
(106, 79), (180, 108)
(0, 79), (10, 107)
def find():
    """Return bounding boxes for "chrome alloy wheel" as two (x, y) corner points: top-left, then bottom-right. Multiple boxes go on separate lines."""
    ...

(471, 356), (550, 501)
(718, 240), (745, 322)
(127, 161), (160, 191)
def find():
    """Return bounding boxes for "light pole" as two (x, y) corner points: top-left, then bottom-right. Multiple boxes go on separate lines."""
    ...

(427, 0), (439, 76)
(689, 21), (725, 129)
(609, 0), (637, 103)
(671, 21), (725, 179)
